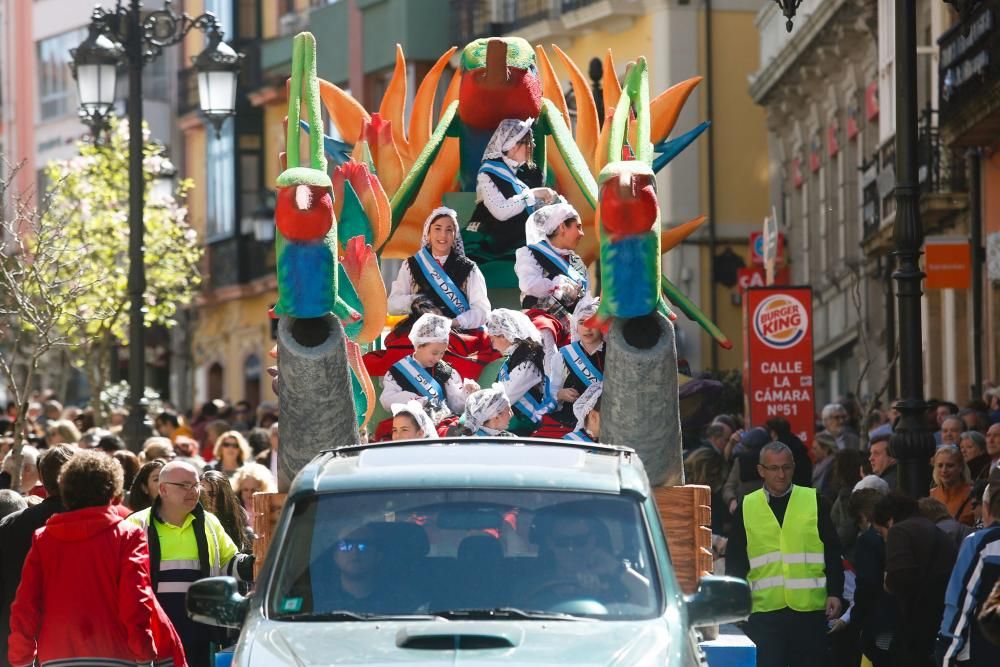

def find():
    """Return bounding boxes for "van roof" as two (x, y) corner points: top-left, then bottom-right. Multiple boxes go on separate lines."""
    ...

(288, 437), (651, 499)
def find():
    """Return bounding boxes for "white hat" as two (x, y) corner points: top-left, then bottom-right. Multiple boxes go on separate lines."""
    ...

(410, 313), (452, 347)
(573, 382), (603, 432)
(390, 400), (436, 438)
(483, 118), (534, 160)
(421, 206), (464, 257)
(462, 383), (511, 432)
(485, 308), (541, 346)
(525, 200), (579, 246)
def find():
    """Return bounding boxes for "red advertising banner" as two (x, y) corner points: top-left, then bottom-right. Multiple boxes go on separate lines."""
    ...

(743, 287), (815, 447)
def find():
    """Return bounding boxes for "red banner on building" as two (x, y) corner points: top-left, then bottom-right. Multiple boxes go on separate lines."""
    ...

(743, 287), (816, 447)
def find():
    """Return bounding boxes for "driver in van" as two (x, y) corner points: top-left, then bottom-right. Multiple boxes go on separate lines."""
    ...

(322, 524), (419, 614)
(522, 512), (650, 608)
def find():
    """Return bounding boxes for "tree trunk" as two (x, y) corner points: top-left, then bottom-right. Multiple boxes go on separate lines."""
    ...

(87, 337), (112, 428)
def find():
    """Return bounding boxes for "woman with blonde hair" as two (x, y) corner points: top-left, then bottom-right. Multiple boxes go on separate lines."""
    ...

(230, 462), (277, 515)
(929, 445), (974, 526)
(45, 420), (81, 446)
(204, 430), (252, 478)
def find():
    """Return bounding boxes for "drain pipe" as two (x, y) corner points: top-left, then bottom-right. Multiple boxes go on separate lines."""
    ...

(969, 148), (983, 400)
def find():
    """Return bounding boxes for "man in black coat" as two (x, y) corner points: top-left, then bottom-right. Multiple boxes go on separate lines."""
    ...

(0, 445), (73, 667)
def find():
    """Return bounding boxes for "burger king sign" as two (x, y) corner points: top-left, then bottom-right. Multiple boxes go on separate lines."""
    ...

(743, 287), (815, 447)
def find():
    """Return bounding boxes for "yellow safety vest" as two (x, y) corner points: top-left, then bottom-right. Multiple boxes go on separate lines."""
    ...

(744, 485), (827, 613)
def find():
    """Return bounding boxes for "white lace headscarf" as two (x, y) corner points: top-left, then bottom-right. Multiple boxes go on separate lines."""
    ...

(482, 118), (534, 161)
(421, 206), (465, 257)
(410, 313), (452, 346)
(463, 383), (511, 432)
(525, 200), (579, 246)
(485, 308), (541, 347)
(391, 400), (436, 438)
(573, 381), (603, 432)
(570, 294), (601, 341)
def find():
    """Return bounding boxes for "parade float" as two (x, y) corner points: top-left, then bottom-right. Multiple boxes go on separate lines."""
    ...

(255, 30), (735, 601)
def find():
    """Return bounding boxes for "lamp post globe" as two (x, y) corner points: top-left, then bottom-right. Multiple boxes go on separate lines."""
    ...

(193, 29), (243, 137)
(69, 23), (122, 134)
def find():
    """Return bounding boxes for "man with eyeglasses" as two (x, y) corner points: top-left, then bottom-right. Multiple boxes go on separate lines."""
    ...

(820, 403), (859, 451)
(127, 460), (254, 667)
(726, 442), (844, 667)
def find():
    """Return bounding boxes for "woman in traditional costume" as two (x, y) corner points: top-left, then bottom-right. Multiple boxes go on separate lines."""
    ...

(466, 119), (558, 261)
(377, 313), (479, 440)
(533, 295), (603, 439)
(366, 207), (496, 379)
(390, 400), (437, 440)
(485, 309), (554, 436)
(458, 384), (515, 437)
(562, 382), (602, 443)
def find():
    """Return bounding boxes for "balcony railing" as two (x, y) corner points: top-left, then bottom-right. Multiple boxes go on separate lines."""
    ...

(860, 108), (967, 243)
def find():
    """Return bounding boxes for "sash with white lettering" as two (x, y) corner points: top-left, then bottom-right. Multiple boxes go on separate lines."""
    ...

(560, 342), (603, 388)
(528, 240), (588, 290)
(563, 430), (594, 443)
(498, 362), (555, 423)
(412, 247), (471, 317)
(393, 356), (445, 406)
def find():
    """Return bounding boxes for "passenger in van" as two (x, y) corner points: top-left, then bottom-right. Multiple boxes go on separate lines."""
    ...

(486, 309), (554, 435)
(321, 524), (421, 614)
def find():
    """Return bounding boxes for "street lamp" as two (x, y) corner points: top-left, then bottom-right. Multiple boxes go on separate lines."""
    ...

(70, 1), (244, 452)
(773, 0), (982, 498)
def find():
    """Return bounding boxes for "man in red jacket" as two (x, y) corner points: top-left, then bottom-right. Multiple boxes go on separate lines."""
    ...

(8, 450), (186, 667)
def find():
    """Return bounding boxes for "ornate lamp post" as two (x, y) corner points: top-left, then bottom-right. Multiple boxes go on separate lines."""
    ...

(775, 0), (980, 497)
(70, 1), (243, 451)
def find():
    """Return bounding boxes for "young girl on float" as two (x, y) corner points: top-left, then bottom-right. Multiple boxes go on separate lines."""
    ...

(389, 400), (437, 441)
(485, 308), (554, 436)
(366, 207), (496, 380)
(533, 295), (603, 439)
(378, 313), (480, 440)
(466, 118), (558, 261)
(458, 384), (515, 437)
(514, 200), (588, 332)
(563, 382), (602, 443)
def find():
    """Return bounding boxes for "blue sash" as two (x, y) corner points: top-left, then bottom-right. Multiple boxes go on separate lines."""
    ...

(560, 342), (603, 387)
(528, 240), (588, 290)
(412, 248), (470, 317)
(392, 356), (445, 406)
(563, 430), (594, 443)
(498, 362), (555, 423)
(479, 160), (538, 213)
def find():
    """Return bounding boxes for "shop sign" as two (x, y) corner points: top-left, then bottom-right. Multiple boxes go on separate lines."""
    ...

(743, 287), (815, 446)
(925, 236), (972, 289)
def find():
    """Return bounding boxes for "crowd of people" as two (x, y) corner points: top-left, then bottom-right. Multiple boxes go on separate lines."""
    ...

(0, 396), (279, 667)
(684, 388), (1000, 667)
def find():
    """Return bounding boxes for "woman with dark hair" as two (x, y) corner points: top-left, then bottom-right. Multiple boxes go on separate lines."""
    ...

(8, 451), (186, 666)
(486, 309), (553, 436)
(199, 470), (251, 554)
(128, 459), (166, 512)
(829, 449), (871, 560)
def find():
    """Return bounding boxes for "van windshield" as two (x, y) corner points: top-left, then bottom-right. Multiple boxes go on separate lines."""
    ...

(268, 489), (662, 621)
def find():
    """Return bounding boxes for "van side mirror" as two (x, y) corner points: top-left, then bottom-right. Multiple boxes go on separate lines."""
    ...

(684, 575), (751, 627)
(186, 576), (250, 628)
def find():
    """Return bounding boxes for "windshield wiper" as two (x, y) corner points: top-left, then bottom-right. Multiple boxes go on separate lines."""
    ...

(429, 607), (588, 621)
(280, 611), (438, 622)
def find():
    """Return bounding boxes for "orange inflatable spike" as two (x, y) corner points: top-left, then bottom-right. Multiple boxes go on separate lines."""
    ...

(551, 44), (599, 175)
(661, 214), (708, 253)
(318, 79), (371, 148)
(602, 50), (621, 113)
(342, 236), (388, 346)
(546, 136), (599, 265)
(409, 46), (458, 154)
(381, 136), (461, 258)
(650, 76), (703, 144)
(363, 115), (405, 197)
(379, 45), (410, 164)
(440, 68), (461, 122)
(535, 46), (570, 130)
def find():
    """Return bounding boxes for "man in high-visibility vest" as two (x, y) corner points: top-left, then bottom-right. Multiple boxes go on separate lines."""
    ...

(127, 460), (254, 667)
(726, 441), (844, 667)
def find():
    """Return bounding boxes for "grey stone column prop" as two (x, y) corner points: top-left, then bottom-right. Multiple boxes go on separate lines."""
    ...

(277, 314), (359, 492)
(603, 311), (683, 487)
